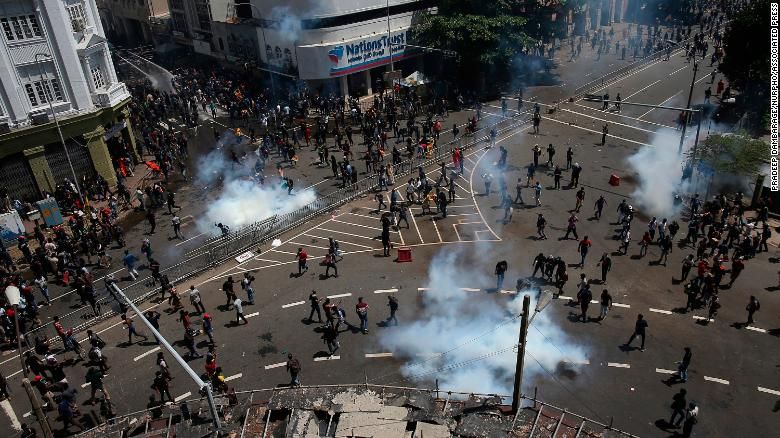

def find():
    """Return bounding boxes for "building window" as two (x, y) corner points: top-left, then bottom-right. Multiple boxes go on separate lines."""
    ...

(66, 2), (88, 32)
(1, 15), (43, 42)
(25, 79), (63, 107)
(91, 66), (106, 89)
(275, 46), (282, 60)
(265, 44), (273, 61)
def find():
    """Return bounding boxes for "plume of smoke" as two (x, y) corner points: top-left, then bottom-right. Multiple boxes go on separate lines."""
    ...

(377, 247), (587, 395)
(626, 129), (691, 218)
(270, 6), (303, 43)
(194, 129), (316, 234)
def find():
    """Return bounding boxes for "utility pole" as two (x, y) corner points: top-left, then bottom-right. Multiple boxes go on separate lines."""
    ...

(511, 295), (531, 413)
(678, 60), (699, 154)
(22, 378), (54, 438)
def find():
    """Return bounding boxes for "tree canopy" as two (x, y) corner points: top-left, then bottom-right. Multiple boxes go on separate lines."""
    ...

(689, 134), (770, 177)
(718, 0), (770, 103)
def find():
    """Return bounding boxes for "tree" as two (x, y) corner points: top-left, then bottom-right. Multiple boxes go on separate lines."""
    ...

(412, 0), (533, 84)
(689, 134), (770, 177)
(718, 0), (770, 119)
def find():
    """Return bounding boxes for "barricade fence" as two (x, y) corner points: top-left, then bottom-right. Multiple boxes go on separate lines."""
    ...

(26, 112), (528, 345)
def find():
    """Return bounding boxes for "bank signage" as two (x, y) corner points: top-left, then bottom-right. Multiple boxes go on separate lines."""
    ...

(297, 29), (413, 80)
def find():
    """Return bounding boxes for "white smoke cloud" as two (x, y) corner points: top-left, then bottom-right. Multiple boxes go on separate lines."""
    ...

(270, 7), (303, 43)
(194, 129), (317, 234)
(377, 247), (587, 395)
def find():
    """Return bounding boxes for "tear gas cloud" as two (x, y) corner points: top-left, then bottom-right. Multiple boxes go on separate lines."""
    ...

(194, 130), (317, 234)
(377, 247), (587, 395)
(626, 129), (689, 218)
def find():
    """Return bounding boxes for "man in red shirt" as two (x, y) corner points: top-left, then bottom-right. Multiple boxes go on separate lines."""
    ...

(577, 236), (592, 267)
(355, 297), (369, 334)
(296, 247), (309, 275)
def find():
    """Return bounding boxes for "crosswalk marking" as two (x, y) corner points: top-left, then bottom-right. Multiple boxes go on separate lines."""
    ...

(224, 373), (242, 382)
(365, 353), (393, 358)
(245, 312), (260, 318)
(314, 355), (340, 362)
(327, 293), (352, 299)
(134, 346), (161, 362)
(282, 301), (306, 308)
(174, 392), (192, 402)
(612, 303), (631, 308)
(655, 368), (676, 375)
(704, 376), (729, 385)
(757, 386), (780, 396)
(264, 362), (286, 370)
(649, 308), (672, 315)
(374, 289), (399, 294)
(607, 362), (631, 368)
(744, 326), (767, 333)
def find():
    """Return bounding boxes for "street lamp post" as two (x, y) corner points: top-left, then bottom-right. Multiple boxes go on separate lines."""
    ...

(3, 285), (27, 376)
(678, 60), (699, 154)
(33, 53), (84, 204)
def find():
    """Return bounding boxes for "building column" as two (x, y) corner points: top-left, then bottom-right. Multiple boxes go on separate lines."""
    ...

(121, 106), (141, 161)
(83, 125), (117, 186)
(364, 70), (373, 96)
(23, 146), (56, 195)
(339, 76), (349, 97)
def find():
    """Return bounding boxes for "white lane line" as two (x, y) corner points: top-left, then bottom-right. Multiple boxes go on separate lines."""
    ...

(431, 215), (443, 242)
(544, 117), (652, 147)
(564, 359), (590, 365)
(703, 376), (730, 385)
(607, 362), (631, 368)
(649, 308), (673, 315)
(374, 288), (399, 294)
(282, 301), (306, 309)
(572, 103), (676, 129)
(612, 303), (631, 308)
(744, 326), (767, 333)
(346, 211), (381, 220)
(409, 205), (424, 243)
(624, 79), (661, 100)
(500, 290), (516, 294)
(317, 227), (383, 241)
(332, 219), (399, 233)
(461, 288), (481, 292)
(452, 224), (462, 241)
(174, 392), (192, 402)
(264, 362), (287, 370)
(638, 90), (682, 118)
(757, 386), (780, 396)
(245, 312), (260, 318)
(559, 107), (657, 134)
(365, 352), (394, 358)
(585, 55), (672, 95)
(557, 295), (574, 300)
(668, 65), (688, 76)
(303, 233), (374, 249)
(314, 355), (340, 362)
(418, 287), (430, 291)
(694, 74), (710, 84)
(692, 315), (713, 322)
(134, 346), (161, 362)
(656, 368), (676, 375)
(289, 241), (330, 251)
(590, 300), (599, 304)
(327, 293), (352, 299)
(22, 411), (31, 418)
(0, 399), (21, 431)
(175, 231), (207, 246)
(224, 373), (242, 382)
(81, 382), (90, 388)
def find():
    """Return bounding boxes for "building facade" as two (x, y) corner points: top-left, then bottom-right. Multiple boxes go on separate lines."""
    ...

(96, 0), (169, 47)
(187, 0), (435, 96)
(0, 0), (134, 201)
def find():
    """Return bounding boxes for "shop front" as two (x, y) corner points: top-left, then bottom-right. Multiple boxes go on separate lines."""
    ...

(296, 28), (420, 97)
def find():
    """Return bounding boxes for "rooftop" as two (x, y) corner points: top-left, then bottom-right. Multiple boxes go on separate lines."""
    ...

(75, 384), (639, 437)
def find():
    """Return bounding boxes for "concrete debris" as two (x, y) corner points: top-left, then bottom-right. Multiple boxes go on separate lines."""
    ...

(414, 421), (452, 437)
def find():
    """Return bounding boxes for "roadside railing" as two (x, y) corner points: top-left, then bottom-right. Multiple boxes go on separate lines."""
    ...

(25, 111), (529, 344)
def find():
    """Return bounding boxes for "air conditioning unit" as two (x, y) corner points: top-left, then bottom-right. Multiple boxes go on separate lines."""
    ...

(0, 122), (10, 134)
(31, 112), (50, 125)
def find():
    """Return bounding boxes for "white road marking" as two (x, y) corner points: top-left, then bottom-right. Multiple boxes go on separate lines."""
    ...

(327, 293), (352, 299)
(430, 216), (443, 242)
(744, 326), (767, 333)
(332, 219), (399, 233)
(704, 376), (730, 385)
(668, 65), (688, 76)
(585, 55), (673, 95)
(264, 362), (287, 370)
(607, 362), (631, 368)
(656, 368), (676, 375)
(134, 346), (161, 362)
(224, 373), (242, 382)
(692, 315), (713, 322)
(0, 399), (21, 431)
(245, 312), (260, 318)
(558, 107), (658, 134)
(174, 392), (192, 402)
(452, 224), (462, 241)
(612, 303), (631, 308)
(22, 411), (31, 418)
(365, 352), (394, 358)
(564, 359), (590, 365)
(500, 290), (516, 294)
(409, 205), (424, 243)
(314, 355), (340, 362)
(649, 308), (673, 315)
(289, 241), (330, 251)
(590, 300), (599, 304)
(304, 232), (374, 249)
(418, 287), (430, 291)
(374, 288), (399, 294)
(81, 382), (90, 388)
(557, 295), (574, 300)
(572, 103), (676, 129)
(757, 386), (780, 396)
(282, 301), (306, 308)
(175, 231), (207, 246)
(544, 117), (652, 147)
(461, 288), (481, 292)
(638, 90), (682, 118)
(624, 79), (661, 100)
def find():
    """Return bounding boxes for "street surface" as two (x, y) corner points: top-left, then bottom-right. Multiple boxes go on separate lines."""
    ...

(2, 25), (777, 438)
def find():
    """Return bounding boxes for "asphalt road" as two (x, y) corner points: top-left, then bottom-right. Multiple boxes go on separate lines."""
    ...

(2, 27), (777, 438)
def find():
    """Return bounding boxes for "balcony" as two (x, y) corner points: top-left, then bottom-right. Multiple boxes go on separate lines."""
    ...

(92, 82), (129, 108)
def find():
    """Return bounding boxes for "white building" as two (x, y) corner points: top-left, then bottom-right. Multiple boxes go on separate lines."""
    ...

(0, 0), (135, 200)
(204, 0), (435, 96)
